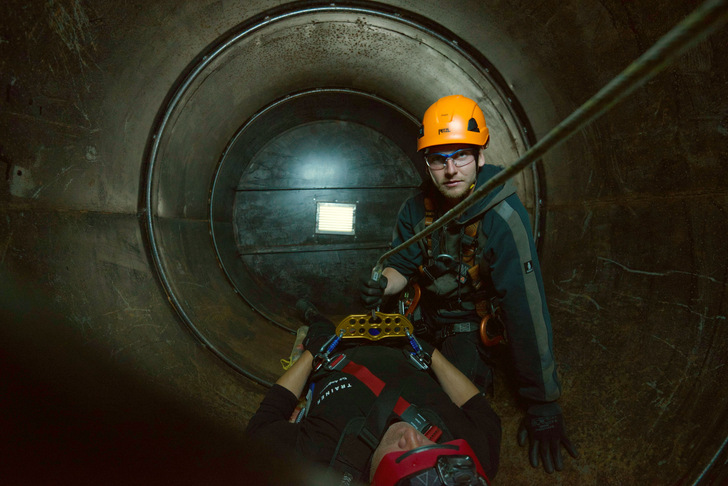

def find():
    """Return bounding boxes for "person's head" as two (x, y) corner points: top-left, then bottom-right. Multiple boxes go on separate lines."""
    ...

(417, 95), (489, 205)
(370, 422), (488, 485)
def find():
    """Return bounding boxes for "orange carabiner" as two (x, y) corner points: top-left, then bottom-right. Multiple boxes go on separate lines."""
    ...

(479, 314), (503, 347)
(404, 284), (422, 319)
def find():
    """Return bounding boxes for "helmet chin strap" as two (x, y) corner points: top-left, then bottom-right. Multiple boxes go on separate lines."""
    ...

(473, 143), (487, 178)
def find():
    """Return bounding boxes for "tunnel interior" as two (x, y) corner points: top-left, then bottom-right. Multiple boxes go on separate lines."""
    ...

(1, 0), (727, 484)
(217, 90), (424, 324)
(144, 4), (540, 387)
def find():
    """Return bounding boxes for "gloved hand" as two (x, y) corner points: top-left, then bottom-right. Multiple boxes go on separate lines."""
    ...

(296, 299), (336, 353)
(517, 403), (578, 473)
(359, 275), (388, 309)
(302, 320), (336, 354)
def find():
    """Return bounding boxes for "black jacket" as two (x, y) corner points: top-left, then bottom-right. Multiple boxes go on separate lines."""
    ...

(387, 164), (562, 404)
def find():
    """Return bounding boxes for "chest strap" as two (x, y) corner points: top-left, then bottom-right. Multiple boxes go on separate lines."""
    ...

(422, 195), (482, 290)
(325, 354), (443, 442)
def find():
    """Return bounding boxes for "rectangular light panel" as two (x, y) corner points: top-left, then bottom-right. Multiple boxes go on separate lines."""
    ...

(316, 202), (356, 235)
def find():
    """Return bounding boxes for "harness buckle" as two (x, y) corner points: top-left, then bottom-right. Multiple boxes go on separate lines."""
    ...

(439, 321), (479, 340)
(405, 350), (431, 370)
(324, 353), (349, 371)
(400, 404), (442, 442)
(404, 329), (432, 370)
(312, 331), (345, 372)
(424, 424), (443, 442)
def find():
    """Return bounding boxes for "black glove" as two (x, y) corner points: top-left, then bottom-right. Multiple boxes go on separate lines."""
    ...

(517, 403), (578, 473)
(296, 299), (336, 353)
(359, 275), (388, 309)
(302, 320), (336, 354)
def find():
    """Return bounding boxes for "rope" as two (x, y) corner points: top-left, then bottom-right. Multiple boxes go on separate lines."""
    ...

(374, 0), (728, 269)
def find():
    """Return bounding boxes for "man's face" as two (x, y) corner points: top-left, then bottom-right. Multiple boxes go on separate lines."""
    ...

(369, 422), (435, 480)
(425, 143), (485, 203)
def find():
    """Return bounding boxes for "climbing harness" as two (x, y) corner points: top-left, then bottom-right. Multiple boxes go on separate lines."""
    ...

(407, 193), (504, 347)
(420, 196), (481, 289)
(308, 332), (445, 482)
(323, 353), (443, 442)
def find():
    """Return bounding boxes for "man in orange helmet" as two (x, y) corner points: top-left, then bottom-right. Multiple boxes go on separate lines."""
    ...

(360, 95), (577, 474)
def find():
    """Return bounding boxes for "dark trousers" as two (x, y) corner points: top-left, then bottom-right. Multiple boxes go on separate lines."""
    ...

(439, 331), (494, 394)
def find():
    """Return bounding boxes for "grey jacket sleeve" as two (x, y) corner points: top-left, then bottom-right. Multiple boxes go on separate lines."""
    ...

(482, 193), (562, 404)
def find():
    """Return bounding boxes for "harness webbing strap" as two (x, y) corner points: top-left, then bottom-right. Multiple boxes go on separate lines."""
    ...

(424, 196), (436, 258)
(462, 222), (479, 266)
(328, 354), (443, 442)
(421, 195), (480, 285)
(341, 361), (384, 395)
(340, 361), (415, 417)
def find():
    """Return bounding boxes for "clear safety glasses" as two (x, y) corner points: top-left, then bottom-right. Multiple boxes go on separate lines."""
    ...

(423, 148), (477, 170)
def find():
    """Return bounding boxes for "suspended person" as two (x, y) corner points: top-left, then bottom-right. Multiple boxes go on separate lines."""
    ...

(246, 301), (501, 485)
(359, 95), (577, 474)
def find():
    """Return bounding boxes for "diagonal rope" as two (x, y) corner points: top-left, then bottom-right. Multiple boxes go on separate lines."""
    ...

(373, 0), (728, 273)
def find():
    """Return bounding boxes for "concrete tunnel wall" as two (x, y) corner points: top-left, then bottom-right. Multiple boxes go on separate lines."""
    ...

(1, 0), (726, 484)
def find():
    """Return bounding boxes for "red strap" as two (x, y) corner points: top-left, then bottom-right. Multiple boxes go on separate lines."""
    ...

(341, 362), (411, 416)
(341, 361), (385, 396)
(394, 397), (409, 416)
(424, 425), (443, 442)
(340, 359), (443, 441)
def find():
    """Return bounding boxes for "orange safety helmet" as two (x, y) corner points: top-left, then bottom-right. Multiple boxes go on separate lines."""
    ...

(417, 95), (489, 152)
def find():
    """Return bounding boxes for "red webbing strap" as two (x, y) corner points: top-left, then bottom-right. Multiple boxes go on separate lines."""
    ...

(341, 361), (385, 396)
(340, 361), (408, 415)
(424, 426), (442, 442)
(339, 359), (442, 441)
(393, 397), (409, 416)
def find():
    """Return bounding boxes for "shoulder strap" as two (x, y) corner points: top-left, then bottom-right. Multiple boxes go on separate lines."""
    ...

(420, 183), (515, 290)
(327, 380), (410, 481)
(332, 357), (442, 440)
(423, 194), (437, 261)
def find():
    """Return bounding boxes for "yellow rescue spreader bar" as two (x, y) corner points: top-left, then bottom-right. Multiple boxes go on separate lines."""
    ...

(337, 312), (414, 341)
